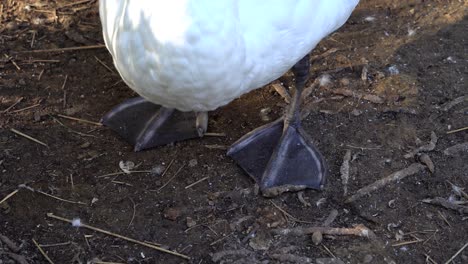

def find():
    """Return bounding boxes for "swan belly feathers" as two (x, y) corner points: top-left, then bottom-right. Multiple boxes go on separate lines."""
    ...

(100, 0), (359, 112)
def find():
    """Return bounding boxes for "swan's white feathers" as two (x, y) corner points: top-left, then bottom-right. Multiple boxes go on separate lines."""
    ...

(100, 0), (359, 111)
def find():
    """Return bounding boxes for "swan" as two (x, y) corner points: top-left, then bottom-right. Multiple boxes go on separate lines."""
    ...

(99, 0), (359, 196)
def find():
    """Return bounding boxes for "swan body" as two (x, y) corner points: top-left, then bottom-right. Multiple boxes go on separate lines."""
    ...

(100, 0), (359, 112)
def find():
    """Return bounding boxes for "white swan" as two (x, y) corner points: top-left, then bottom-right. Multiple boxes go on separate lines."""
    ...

(100, 0), (359, 196)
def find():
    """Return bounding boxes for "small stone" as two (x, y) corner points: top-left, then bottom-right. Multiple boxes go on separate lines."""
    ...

(363, 254), (373, 263)
(339, 78), (350, 86)
(80, 142), (91, 149)
(186, 217), (196, 228)
(259, 107), (272, 122)
(188, 159), (198, 167)
(351, 109), (363, 116)
(316, 258), (345, 264)
(150, 165), (164, 176)
(163, 207), (181, 221)
(18, 79), (26, 86)
(311, 231), (323, 245)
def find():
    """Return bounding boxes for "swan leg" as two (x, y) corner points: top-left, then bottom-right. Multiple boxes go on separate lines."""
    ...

(228, 54), (327, 197)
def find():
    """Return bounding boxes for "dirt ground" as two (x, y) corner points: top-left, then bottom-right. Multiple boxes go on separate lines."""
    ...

(1, 0), (467, 263)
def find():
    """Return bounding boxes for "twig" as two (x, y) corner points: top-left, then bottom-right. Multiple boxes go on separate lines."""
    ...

(157, 163), (185, 192)
(38, 241), (71, 248)
(0, 189), (18, 205)
(96, 170), (151, 178)
(438, 211), (452, 227)
(46, 213), (190, 260)
(11, 103), (41, 113)
(322, 245), (337, 259)
(270, 253), (313, 263)
(270, 201), (313, 224)
(297, 191), (311, 207)
(345, 163), (426, 203)
(10, 128), (48, 147)
(204, 132), (226, 137)
(392, 239), (423, 247)
(95, 56), (116, 74)
(443, 142), (468, 157)
(273, 224), (376, 239)
(32, 239), (55, 264)
(127, 197), (136, 228)
(185, 176), (209, 189)
(56, 114), (102, 126)
(15, 44), (106, 53)
(58, 0), (93, 9)
(2, 97), (23, 113)
(447, 126), (468, 134)
(312, 209), (339, 245)
(404, 132), (438, 159)
(422, 197), (468, 214)
(441, 95), (468, 111)
(444, 242), (468, 264)
(424, 253), (437, 264)
(0, 252), (29, 264)
(36, 190), (87, 205)
(0, 234), (21, 252)
(209, 233), (233, 246)
(340, 150), (352, 196)
(19, 184), (86, 205)
(272, 83), (291, 103)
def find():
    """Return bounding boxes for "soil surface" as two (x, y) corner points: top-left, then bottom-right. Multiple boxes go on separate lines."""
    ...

(1, 1), (467, 263)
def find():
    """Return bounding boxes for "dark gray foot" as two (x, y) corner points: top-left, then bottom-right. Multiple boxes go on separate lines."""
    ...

(227, 119), (327, 197)
(101, 97), (207, 151)
(228, 53), (327, 197)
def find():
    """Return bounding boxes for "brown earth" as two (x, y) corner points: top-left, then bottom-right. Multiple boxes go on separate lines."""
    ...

(1, 0), (467, 263)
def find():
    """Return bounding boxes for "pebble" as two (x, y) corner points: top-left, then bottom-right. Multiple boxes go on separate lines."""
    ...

(188, 159), (198, 167)
(363, 254), (373, 263)
(163, 207), (181, 221)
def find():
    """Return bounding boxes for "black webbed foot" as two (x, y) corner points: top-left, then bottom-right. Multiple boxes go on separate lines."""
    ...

(101, 97), (207, 151)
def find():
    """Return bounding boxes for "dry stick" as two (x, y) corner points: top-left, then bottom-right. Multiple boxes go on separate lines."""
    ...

(10, 128), (48, 147)
(11, 103), (41, 113)
(447, 126), (468, 134)
(270, 201), (313, 224)
(345, 163), (426, 203)
(441, 95), (468, 111)
(0, 234), (21, 252)
(185, 176), (209, 189)
(443, 142), (468, 156)
(38, 241), (71, 248)
(2, 97), (23, 113)
(58, 0), (93, 8)
(273, 224), (376, 239)
(46, 213), (190, 260)
(422, 197), (468, 214)
(392, 239), (423, 247)
(32, 239), (55, 264)
(93, 261), (125, 264)
(0, 189), (18, 205)
(340, 150), (352, 196)
(404, 131), (438, 159)
(204, 132), (226, 137)
(15, 44), (106, 53)
(95, 56), (116, 74)
(96, 170), (151, 178)
(36, 190), (87, 205)
(127, 197), (137, 228)
(56, 114), (102, 126)
(157, 163), (186, 192)
(444, 242), (468, 264)
(424, 254), (437, 264)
